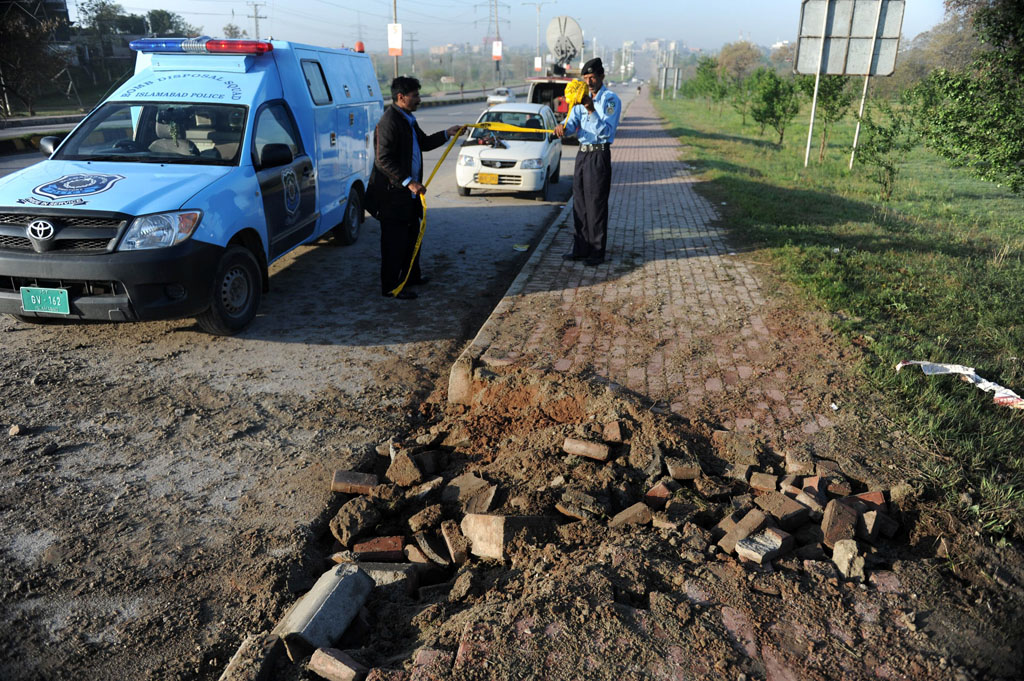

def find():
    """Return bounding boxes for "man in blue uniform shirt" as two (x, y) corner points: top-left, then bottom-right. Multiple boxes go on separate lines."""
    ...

(555, 57), (622, 266)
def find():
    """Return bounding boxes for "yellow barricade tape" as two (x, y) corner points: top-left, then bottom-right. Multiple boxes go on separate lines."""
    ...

(388, 120), (564, 296)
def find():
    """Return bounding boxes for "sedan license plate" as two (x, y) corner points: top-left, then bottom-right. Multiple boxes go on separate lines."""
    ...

(477, 172), (499, 185)
(21, 287), (70, 315)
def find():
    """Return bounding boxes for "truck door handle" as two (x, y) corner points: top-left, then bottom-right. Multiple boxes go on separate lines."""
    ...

(330, 132), (337, 146)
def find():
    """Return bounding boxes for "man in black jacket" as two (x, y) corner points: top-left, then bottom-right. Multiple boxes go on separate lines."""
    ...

(368, 76), (461, 299)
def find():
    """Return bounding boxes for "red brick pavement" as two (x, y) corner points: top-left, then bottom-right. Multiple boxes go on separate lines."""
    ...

(475, 94), (838, 440)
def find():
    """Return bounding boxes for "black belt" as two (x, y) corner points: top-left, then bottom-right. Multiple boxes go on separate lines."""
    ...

(579, 143), (610, 152)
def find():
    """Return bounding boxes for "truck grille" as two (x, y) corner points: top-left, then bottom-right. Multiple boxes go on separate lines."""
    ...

(1, 275), (122, 297)
(0, 211), (127, 253)
(480, 160), (517, 169)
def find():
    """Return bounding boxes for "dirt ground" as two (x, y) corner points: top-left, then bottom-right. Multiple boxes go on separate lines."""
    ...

(2, 247), (1022, 680)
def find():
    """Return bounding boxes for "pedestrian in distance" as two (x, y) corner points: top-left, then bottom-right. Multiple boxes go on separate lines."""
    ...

(554, 57), (622, 266)
(367, 76), (462, 299)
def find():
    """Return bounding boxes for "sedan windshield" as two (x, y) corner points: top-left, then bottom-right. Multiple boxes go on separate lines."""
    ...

(469, 111), (546, 143)
(55, 101), (247, 166)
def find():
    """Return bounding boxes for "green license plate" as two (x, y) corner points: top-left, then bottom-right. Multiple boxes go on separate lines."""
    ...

(21, 287), (70, 315)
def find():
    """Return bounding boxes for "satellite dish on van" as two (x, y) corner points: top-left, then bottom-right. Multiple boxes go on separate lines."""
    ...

(546, 16), (583, 67)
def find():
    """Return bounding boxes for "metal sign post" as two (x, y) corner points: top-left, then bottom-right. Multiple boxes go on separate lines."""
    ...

(794, 0), (905, 166)
(850, 0), (885, 169)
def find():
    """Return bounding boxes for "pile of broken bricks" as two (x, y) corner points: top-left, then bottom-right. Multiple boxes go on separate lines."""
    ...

(220, 428), (907, 681)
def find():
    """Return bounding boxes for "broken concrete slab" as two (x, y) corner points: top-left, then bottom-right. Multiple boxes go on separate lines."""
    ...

(736, 527), (793, 565)
(749, 472), (778, 493)
(442, 472), (497, 514)
(460, 514), (551, 560)
(404, 544), (430, 564)
(385, 451), (425, 487)
(331, 471), (379, 496)
(406, 476), (444, 501)
(309, 647), (369, 681)
(273, 564), (374, 660)
(608, 502), (654, 530)
(563, 437), (612, 462)
(665, 457), (701, 481)
(754, 492), (810, 530)
(217, 633), (281, 681)
(832, 539), (865, 581)
(821, 499), (859, 548)
(354, 563), (419, 596)
(407, 505), (442, 533)
(412, 531), (451, 566)
(330, 497), (382, 548)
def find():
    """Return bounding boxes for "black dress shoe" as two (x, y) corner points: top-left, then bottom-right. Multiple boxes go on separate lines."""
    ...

(408, 277), (430, 286)
(562, 252), (585, 261)
(383, 290), (418, 299)
(584, 256), (604, 266)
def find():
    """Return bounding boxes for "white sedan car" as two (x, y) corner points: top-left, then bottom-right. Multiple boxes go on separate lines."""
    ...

(455, 103), (562, 201)
(486, 87), (516, 106)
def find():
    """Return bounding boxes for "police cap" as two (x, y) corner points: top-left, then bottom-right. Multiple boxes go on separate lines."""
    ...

(581, 57), (604, 76)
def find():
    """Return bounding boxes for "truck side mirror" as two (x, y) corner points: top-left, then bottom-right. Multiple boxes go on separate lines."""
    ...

(39, 136), (63, 157)
(259, 143), (293, 169)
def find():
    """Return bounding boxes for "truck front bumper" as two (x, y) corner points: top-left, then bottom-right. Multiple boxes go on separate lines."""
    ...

(0, 240), (224, 322)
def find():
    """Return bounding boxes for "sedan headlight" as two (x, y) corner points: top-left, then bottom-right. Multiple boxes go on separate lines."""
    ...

(119, 210), (202, 251)
(458, 154), (476, 166)
(520, 158), (544, 169)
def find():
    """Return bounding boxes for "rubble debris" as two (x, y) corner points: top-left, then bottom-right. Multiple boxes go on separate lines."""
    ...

(562, 437), (612, 462)
(217, 633), (281, 681)
(309, 647), (368, 681)
(330, 497), (382, 548)
(460, 514), (550, 560)
(352, 537), (405, 562)
(404, 544), (431, 564)
(8, 424), (23, 437)
(714, 431), (760, 465)
(736, 527), (793, 565)
(784, 445), (816, 475)
(273, 564), (374, 660)
(555, 489), (605, 520)
(353, 563), (418, 595)
(718, 509), (767, 554)
(644, 479), (677, 510)
(694, 475), (732, 499)
(407, 505), (442, 533)
(749, 472), (778, 493)
(442, 472), (496, 514)
(608, 502), (653, 530)
(754, 492), (810, 530)
(406, 476), (444, 501)
(385, 451), (426, 487)
(821, 499), (858, 548)
(725, 463), (752, 482)
(832, 539), (866, 581)
(665, 457), (701, 481)
(440, 519), (470, 564)
(413, 531), (452, 566)
(331, 471), (379, 495)
(602, 420), (624, 443)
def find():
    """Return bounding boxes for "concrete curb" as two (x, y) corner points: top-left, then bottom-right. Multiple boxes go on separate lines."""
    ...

(447, 196), (573, 403)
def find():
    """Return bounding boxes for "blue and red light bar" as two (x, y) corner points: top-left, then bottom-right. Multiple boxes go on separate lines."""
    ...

(129, 37), (273, 55)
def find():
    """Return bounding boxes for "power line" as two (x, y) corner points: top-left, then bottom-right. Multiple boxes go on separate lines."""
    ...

(246, 1), (267, 39)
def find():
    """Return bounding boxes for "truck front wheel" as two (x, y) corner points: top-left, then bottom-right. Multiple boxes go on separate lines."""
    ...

(330, 188), (362, 246)
(196, 245), (262, 335)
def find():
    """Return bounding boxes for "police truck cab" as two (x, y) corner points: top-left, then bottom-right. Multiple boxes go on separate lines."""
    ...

(0, 37), (382, 334)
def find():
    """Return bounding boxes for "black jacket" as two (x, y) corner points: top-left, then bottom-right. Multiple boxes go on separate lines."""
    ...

(367, 104), (449, 215)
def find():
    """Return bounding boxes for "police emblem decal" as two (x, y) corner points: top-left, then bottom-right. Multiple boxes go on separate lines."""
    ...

(282, 169), (301, 215)
(606, 101), (616, 116)
(33, 173), (126, 200)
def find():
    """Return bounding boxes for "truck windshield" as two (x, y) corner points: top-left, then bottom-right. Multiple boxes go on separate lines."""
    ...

(54, 101), (248, 166)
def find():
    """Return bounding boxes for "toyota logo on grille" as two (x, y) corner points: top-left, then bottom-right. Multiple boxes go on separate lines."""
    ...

(27, 220), (56, 241)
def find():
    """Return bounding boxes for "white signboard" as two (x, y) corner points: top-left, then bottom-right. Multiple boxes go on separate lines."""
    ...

(795, 0), (904, 76)
(492, 40), (503, 61)
(387, 23), (402, 57)
(534, 56), (542, 72)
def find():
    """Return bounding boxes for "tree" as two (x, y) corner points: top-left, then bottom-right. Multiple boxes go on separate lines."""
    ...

(913, 0), (1024, 191)
(693, 56), (726, 111)
(77, 0), (125, 81)
(0, 15), (70, 115)
(146, 9), (201, 37)
(222, 23), (248, 39)
(798, 75), (854, 161)
(731, 68), (771, 126)
(717, 41), (763, 82)
(769, 43), (796, 73)
(750, 70), (801, 146)
(855, 98), (918, 200)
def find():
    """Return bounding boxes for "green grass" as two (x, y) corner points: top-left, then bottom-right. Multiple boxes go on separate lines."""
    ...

(654, 98), (1024, 539)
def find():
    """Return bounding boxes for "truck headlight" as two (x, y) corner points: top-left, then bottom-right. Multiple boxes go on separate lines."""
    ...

(119, 211), (202, 251)
(520, 158), (544, 169)
(458, 154), (475, 166)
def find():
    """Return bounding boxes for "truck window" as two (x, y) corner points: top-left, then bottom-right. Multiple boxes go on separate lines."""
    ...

(52, 101), (247, 165)
(301, 60), (333, 105)
(253, 103), (302, 162)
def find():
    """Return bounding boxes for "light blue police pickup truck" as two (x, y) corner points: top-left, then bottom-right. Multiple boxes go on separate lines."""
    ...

(0, 37), (383, 334)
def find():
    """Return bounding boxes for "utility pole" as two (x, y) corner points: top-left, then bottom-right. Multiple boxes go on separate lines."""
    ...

(521, 1), (555, 72)
(406, 32), (417, 73)
(246, 2), (266, 39)
(392, 0), (398, 78)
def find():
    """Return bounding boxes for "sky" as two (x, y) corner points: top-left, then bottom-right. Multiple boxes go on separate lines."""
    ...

(70, 0), (949, 53)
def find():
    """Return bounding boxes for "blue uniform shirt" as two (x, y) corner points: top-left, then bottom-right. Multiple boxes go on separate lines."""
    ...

(563, 86), (622, 145)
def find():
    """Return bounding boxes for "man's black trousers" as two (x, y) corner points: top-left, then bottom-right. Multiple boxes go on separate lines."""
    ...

(570, 148), (612, 259)
(379, 193), (423, 294)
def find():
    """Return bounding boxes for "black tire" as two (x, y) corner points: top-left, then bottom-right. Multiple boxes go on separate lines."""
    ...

(551, 155), (561, 183)
(457, 185), (471, 196)
(331, 188), (362, 246)
(196, 245), (262, 336)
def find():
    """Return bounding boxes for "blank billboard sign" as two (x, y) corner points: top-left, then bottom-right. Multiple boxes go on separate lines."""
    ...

(795, 0), (905, 76)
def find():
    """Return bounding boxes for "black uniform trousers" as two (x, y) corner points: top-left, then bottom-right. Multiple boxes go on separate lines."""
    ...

(570, 147), (612, 259)
(379, 190), (423, 295)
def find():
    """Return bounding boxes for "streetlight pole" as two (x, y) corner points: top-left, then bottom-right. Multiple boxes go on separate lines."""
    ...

(522, 1), (555, 73)
(392, 0), (398, 78)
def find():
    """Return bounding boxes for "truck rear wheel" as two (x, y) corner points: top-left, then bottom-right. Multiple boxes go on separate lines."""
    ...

(331, 188), (362, 246)
(196, 245), (262, 335)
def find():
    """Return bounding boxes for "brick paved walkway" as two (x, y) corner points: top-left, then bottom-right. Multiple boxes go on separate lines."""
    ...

(476, 94), (839, 441)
